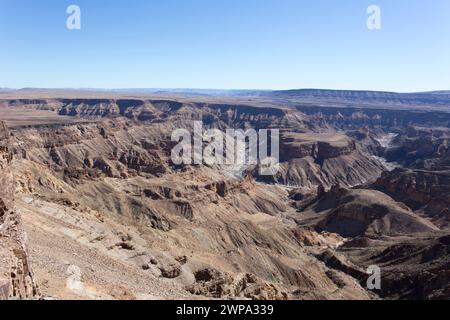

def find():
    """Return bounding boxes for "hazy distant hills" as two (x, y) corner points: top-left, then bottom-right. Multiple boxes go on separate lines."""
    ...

(263, 88), (450, 99)
(2, 87), (266, 97)
(2, 87), (450, 111)
(258, 89), (450, 111)
(4, 87), (450, 99)
(424, 91), (450, 95)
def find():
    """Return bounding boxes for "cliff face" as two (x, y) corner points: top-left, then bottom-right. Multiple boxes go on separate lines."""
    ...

(373, 168), (450, 228)
(299, 186), (438, 238)
(257, 132), (385, 188)
(385, 126), (450, 169)
(0, 122), (38, 300)
(373, 127), (450, 228)
(2, 98), (300, 131)
(295, 106), (450, 129)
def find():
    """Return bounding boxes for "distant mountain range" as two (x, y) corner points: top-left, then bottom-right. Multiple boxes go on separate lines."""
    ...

(2, 87), (449, 111)
(264, 88), (450, 98)
(2, 87), (267, 97)
(4, 87), (450, 97)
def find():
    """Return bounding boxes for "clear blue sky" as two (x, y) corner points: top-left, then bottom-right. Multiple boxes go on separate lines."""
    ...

(1, 0), (449, 92)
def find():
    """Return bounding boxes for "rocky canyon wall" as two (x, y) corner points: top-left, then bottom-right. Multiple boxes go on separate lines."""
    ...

(0, 121), (39, 300)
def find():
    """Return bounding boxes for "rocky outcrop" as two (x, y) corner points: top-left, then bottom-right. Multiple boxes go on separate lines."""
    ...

(385, 126), (450, 170)
(373, 168), (450, 228)
(205, 181), (229, 198)
(314, 250), (366, 281)
(347, 128), (383, 156)
(295, 106), (450, 129)
(143, 186), (182, 200)
(0, 122), (39, 300)
(301, 186), (439, 238)
(348, 234), (450, 300)
(187, 268), (289, 300)
(9, 121), (170, 180)
(279, 132), (357, 162)
(373, 128), (450, 228)
(119, 148), (167, 176)
(141, 253), (183, 279)
(256, 133), (385, 188)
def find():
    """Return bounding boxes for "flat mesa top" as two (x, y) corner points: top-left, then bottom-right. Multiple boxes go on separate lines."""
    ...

(282, 132), (351, 147)
(0, 105), (86, 128)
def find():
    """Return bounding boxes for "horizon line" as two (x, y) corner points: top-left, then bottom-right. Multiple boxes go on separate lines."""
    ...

(2, 87), (450, 95)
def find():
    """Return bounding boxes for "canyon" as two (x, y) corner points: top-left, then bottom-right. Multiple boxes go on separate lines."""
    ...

(0, 90), (448, 300)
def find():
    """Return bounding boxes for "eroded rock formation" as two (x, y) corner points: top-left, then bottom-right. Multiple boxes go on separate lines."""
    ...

(1, 96), (449, 300)
(0, 122), (39, 300)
